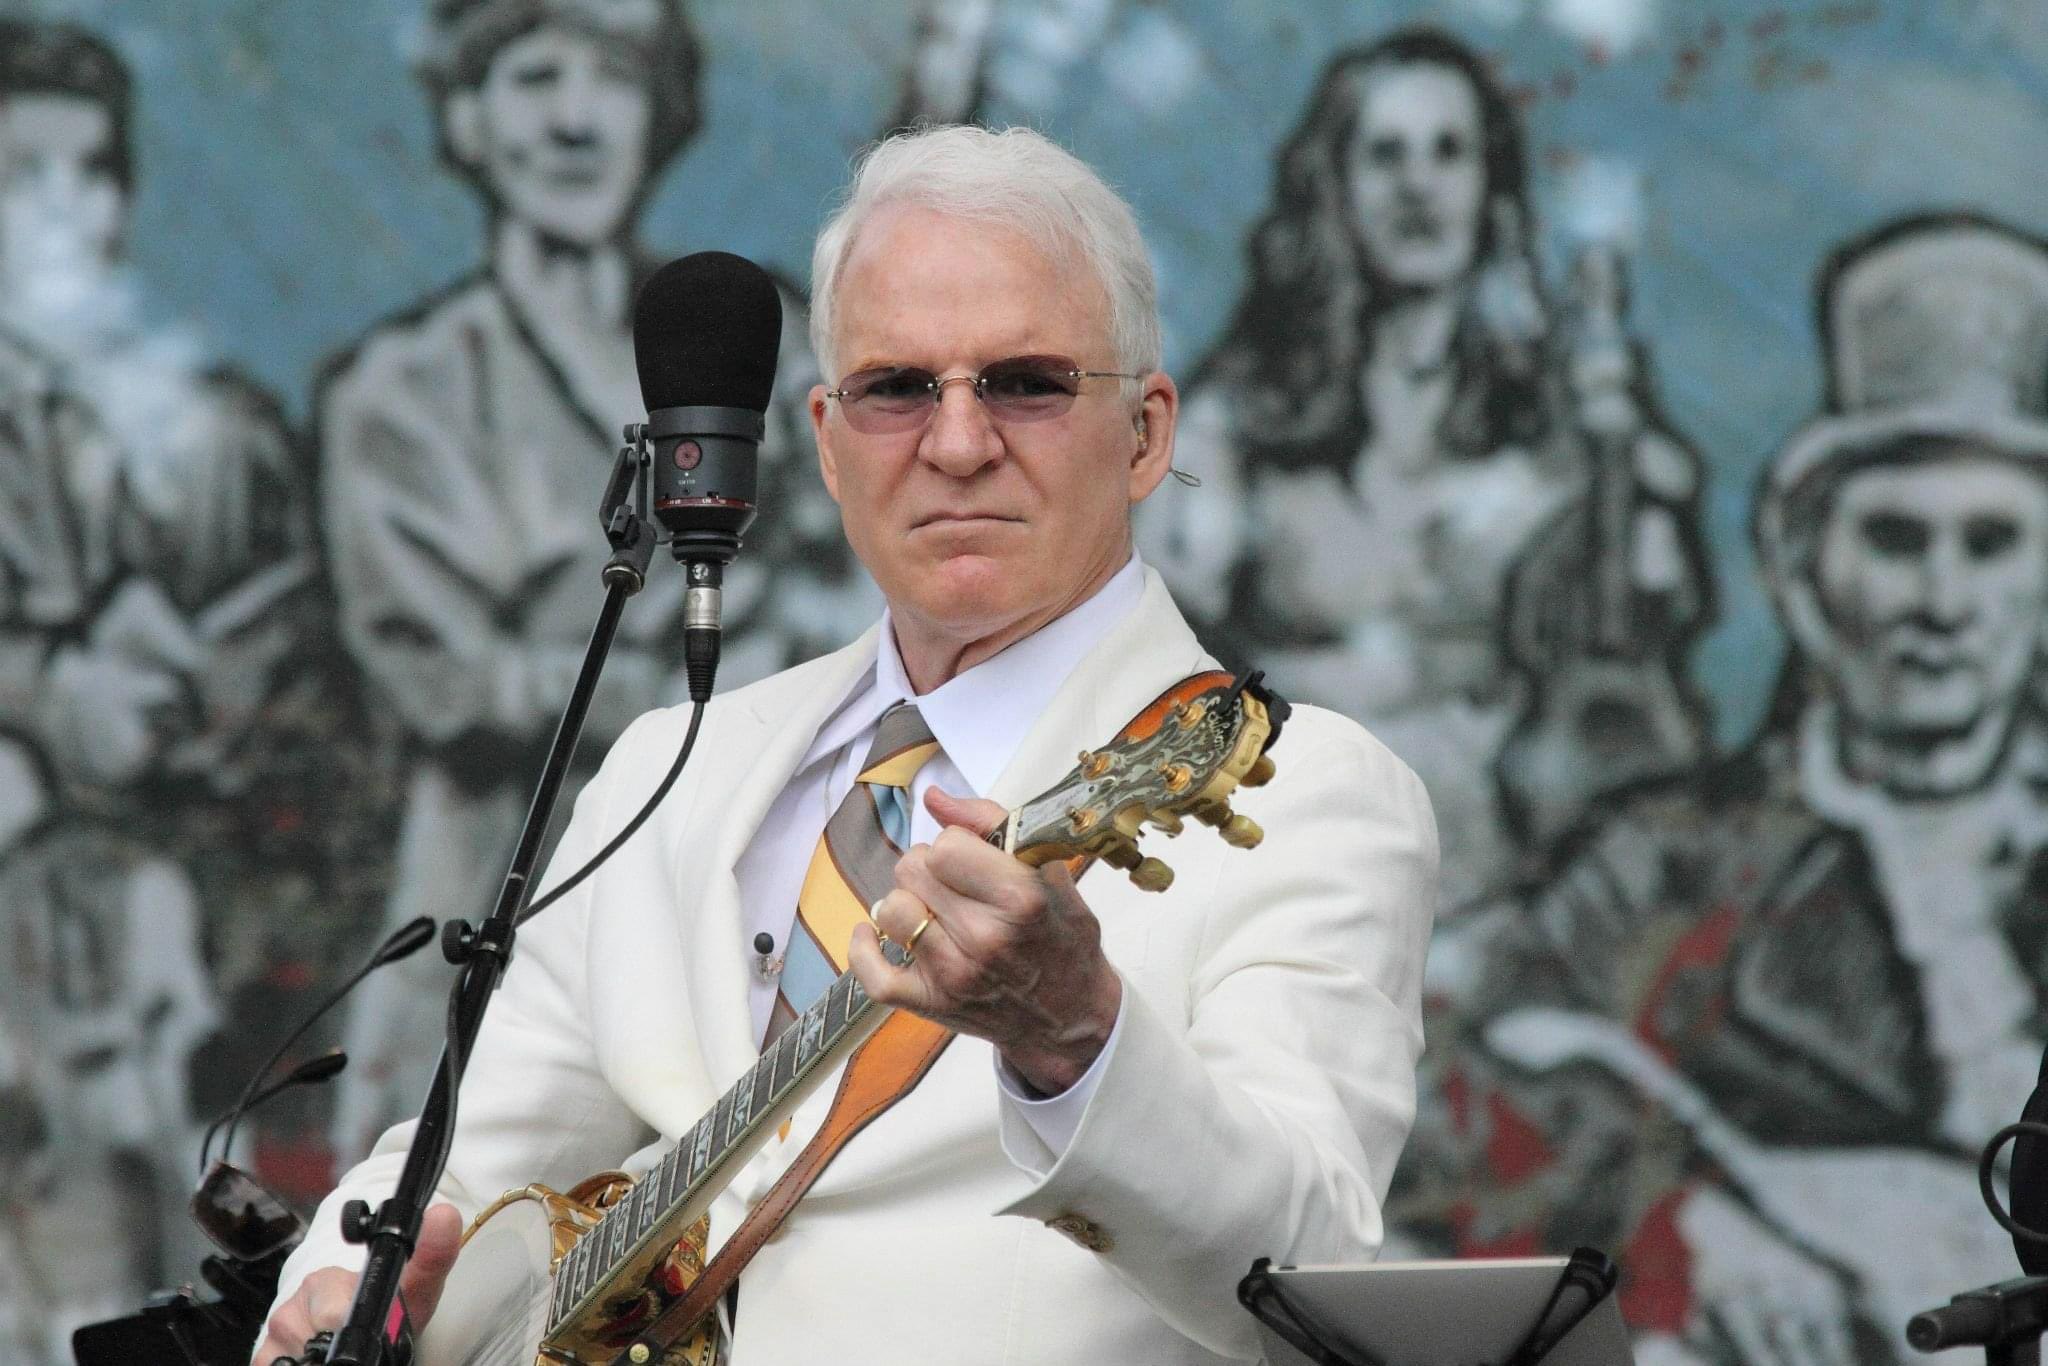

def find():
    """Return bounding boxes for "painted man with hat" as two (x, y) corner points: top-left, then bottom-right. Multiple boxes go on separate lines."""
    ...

(320, 0), (853, 1160)
(1444, 213), (2048, 1366)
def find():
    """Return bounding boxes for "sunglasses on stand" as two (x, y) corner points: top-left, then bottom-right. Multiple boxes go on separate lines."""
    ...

(190, 1159), (308, 1263)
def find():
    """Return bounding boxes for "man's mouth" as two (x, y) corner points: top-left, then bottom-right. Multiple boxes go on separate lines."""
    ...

(1392, 212), (1444, 242)
(912, 512), (1023, 530)
(1894, 650), (1968, 678)
(538, 161), (608, 189)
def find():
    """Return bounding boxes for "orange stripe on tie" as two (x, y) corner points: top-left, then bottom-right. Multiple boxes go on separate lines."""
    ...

(857, 739), (942, 789)
(796, 838), (873, 971)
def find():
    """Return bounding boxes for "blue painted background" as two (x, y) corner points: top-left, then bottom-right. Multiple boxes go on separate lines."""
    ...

(19, 0), (2048, 741)
(6, 2), (2048, 1358)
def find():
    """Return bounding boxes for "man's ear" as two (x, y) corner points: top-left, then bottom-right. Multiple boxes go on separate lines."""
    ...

(1772, 556), (1838, 674)
(1128, 370), (1179, 506)
(810, 384), (842, 503)
(443, 89), (485, 171)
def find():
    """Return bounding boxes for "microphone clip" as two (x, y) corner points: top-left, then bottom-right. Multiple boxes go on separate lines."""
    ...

(752, 932), (784, 983)
(599, 429), (659, 594)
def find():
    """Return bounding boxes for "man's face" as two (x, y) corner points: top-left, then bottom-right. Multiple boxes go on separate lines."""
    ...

(449, 25), (653, 246)
(1804, 454), (2048, 739)
(1345, 62), (1487, 293)
(0, 93), (125, 291)
(809, 205), (1174, 650)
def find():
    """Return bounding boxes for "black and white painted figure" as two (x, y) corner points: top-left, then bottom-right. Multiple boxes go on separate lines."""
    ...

(320, 0), (861, 1162)
(0, 20), (315, 1364)
(1467, 214), (2048, 1366)
(1142, 27), (1708, 913)
(0, 21), (306, 630)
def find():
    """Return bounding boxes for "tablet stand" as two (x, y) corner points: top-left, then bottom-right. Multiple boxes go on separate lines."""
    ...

(1238, 1247), (1619, 1366)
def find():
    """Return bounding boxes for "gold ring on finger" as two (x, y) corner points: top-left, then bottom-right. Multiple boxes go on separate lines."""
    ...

(906, 915), (935, 955)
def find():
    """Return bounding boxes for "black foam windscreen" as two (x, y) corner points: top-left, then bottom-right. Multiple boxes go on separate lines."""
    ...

(632, 251), (783, 414)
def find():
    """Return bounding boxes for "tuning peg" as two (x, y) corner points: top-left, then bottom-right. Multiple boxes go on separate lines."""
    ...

(1155, 760), (1194, 793)
(1220, 814), (1264, 849)
(1129, 857), (1174, 892)
(1146, 811), (1184, 837)
(1191, 799), (1264, 849)
(1242, 754), (1276, 788)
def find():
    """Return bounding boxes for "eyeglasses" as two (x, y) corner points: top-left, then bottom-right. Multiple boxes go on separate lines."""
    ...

(191, 1159), (307, 1262)
(826, 354), (1143, 434)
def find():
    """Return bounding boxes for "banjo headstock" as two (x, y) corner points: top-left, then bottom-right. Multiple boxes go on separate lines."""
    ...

(999, 671), (1288, 892)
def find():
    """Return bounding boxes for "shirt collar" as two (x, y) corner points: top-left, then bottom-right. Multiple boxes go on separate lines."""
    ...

(808, 554), (1146, 797)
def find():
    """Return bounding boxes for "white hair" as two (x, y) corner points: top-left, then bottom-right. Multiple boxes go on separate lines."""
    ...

(808, 124), (1162, 382)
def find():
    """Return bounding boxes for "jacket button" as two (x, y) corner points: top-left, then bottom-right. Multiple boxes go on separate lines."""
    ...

(1046, 1212), (1113, 1253)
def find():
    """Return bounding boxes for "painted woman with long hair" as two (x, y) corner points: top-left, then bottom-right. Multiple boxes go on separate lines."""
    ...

(1143, 27), (1707, 910)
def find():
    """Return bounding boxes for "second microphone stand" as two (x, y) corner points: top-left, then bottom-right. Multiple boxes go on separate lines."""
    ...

(318, 432), (662, 1365)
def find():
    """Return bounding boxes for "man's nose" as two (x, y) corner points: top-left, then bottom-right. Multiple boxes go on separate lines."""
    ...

(548, 72), (604, 143)
(917, 382), (1003, 477)
(1918, 536), (1977, 628)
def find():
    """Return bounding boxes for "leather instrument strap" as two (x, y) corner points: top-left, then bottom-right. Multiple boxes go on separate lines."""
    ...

(656, 1009), (956, 1345)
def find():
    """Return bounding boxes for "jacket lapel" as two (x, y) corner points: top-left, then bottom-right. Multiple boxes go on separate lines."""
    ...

(679, 572), (1206, 1080)
(986, 567), (1215, 810)
(676, 625), (882, 1083)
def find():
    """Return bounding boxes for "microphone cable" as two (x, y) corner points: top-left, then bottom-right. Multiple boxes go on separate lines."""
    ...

(515, 698), (706, 928)
(1980, 1120), (2048, 1246)
(432, 697), (707, 1175)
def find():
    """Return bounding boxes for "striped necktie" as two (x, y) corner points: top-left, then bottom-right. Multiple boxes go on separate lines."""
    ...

(769, 702), (942, 1039)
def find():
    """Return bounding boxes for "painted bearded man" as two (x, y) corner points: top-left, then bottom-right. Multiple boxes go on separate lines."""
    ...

(1459, 214), (2048, 1366)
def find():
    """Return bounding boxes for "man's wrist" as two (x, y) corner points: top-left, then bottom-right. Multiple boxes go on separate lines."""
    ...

(998, 969), (1123, 1096)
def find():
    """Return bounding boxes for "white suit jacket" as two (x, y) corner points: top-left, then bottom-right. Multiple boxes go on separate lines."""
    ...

(275, 569), (1438, 1364)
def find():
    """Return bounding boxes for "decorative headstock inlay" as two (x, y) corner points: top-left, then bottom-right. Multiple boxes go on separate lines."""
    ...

(1001, 672), (1288, 892)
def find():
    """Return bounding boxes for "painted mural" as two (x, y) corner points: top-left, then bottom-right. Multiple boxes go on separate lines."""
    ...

(0, 1), (2045, 1363)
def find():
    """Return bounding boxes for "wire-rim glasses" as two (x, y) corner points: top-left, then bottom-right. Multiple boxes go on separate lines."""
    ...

(826, 354), (1142, 434)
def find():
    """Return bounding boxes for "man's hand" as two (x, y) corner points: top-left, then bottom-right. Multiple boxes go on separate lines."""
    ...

(850, 787), (1122, 1095)
(251, 1203), (463, 1365)
(1679, 1185), (1856, 1366)
(37, 577), (213, 787)
(40, 644), (187, 786)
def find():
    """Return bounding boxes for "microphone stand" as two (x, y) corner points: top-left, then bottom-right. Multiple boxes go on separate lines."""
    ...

(1909, 1276), (2048, 1366)
(318, 432), (660, 1366)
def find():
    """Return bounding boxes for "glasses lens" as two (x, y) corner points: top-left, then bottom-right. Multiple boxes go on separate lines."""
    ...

(191, 1160), (307, 1261)
(837, 367), (937, 433)
(978, 358), (1081, 422)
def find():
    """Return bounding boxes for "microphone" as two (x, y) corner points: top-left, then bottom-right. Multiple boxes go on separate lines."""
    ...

(630, 251), (783, 702)
(201, 916), (437, 1173)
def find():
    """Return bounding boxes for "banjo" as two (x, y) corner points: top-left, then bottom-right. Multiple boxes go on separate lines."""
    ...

(412, 670), (1289, 1366)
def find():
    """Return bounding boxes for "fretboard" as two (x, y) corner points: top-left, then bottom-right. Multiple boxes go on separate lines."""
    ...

(547, 821), (1011, 1330)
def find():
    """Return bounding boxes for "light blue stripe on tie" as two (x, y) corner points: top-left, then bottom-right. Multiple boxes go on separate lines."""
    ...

(779, 922), (840, 1012)
(873, 781), (913, 849)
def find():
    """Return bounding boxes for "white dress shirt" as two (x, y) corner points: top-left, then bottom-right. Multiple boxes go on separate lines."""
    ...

(730, 554), (1145, 1156)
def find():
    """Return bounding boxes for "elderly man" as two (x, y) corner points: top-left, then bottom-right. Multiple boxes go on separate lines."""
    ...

(1456, 214), (2048, 1366)
(320, 0), (856, 1160)
(259, 125), (1436, 1365)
